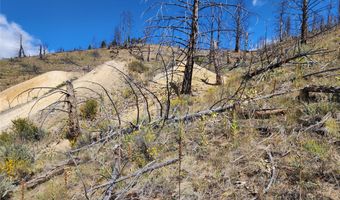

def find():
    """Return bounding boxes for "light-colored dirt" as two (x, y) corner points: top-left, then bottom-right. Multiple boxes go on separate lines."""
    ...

(0, 71), (80, 112)
(0, 59), (220, 132)
(151, 63), (226, 93)
(0, 60), (128, 131)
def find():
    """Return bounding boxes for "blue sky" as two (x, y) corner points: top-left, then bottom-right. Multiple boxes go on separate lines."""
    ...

(0, 0), (315, 57)
(0, 0), (148, 53)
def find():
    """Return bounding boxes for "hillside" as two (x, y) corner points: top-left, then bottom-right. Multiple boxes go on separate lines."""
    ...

(0, 49), (114, 92)
(0, 27), (339, 200)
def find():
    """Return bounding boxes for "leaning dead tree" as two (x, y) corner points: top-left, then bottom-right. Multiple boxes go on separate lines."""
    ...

(146, 0), (240, 94)
(9, 63), (166, 140)
(243, 48), (331, 80)
(9, 81), (83, 142)
(9, 80), (123, 142)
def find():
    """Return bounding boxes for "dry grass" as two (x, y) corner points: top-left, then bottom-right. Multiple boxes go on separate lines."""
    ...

(0, 49), (114, 92)
(2, 28), (340, 199)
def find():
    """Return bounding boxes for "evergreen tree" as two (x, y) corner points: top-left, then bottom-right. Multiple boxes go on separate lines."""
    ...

(101, 41), (107, 48)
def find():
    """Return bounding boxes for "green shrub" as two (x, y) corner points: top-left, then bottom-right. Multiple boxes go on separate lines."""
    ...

(0, 132), (14, 146)
(0, 174), (13, 199)
(127, 61), (148, 73)
(325, 118), (339, 138)
(0, 144), (34, 178)
(11, 118), (44, 142)
(80, 99), (98, 120)
(303, 140), (328, 158)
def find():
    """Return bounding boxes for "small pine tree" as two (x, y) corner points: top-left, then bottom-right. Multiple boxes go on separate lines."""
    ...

(100, 41), (107, 48)
(88, 45), (92, 50)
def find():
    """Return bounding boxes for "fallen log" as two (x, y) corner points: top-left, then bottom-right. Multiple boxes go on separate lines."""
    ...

(243, 49), (330, 80)
(302, 67), (340, 79)
(299, 85), (340, 102)
(25, 157), (83, 190)
(301, 85), (340, 93)
(88, 158), (179, 193)
(263, 150), (277, 194)
(70, 89), (297, 155)
(238, 108), (287, 119)
(254, 108), (286, 118)
(301, 112), (332, 133)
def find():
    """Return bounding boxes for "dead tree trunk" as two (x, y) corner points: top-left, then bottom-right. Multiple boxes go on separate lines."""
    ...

(39, 45), (43, 59)
(212, 41), (222, 85)
(18, 35), (26, 58)
(234, 2), (242, 52)
(301, 0), (308, 44)
(147, 45), (151, 62)
(181, 0), (199, 94)
(338, 0), (340, 24)
(227, 51), (231, 64)
(214, 9), (222, 85)
(277, 0), (287, 42)
(326, 1), (332, 27)
(65, 80), (81, 142)
(285, 16), (291, 38)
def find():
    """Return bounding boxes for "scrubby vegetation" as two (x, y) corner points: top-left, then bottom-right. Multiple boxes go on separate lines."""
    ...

(0, 174), (13, 200)
(0, 18), (339, 200)
(11, 118), (45, 142)
(80, 99), (98, 120)
(127, 61), (148, 74)
(0, 49), (113, 92)
(0, 119), (42, 180)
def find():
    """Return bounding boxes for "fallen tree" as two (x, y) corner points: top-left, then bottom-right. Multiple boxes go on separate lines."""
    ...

(88, 158), (179, 195)
(25, 157), (84, 190)
(243, 49), (331, 80)
(299, 85), (340, 102)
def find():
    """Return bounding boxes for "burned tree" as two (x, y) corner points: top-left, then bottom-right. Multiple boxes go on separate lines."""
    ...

(113, 26), (122, 47)
(65, 81), (81, 142)
(276, 0), (289, 42)
(181, 0), (199, 94)
(301, 0), (308, 44)
(338, 0), (340, 23)
(120, 11), (133, 47)
(232, 0), (248, 52)
(39, 45), (43, 59)
(285, 16), (291, 38)
(18, 34), (26, 58)
(147, 0), (239, 94)
(207, 7), (224, 85)
(289, 0), (323, 44)
(326, 0), (333, 27)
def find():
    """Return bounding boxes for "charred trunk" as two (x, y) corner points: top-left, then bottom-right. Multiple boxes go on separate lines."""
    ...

(181, 0), (199, 94)
(65, 81), (81, 142)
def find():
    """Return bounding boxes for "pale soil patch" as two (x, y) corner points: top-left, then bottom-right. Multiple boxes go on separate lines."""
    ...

(0, 59), (222, 133)
(0, 60), (127, 131)
(0, 71), (80, 112)
(151, 63), (226, 93)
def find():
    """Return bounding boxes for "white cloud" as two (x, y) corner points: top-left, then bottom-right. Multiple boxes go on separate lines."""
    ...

(252, 0), (265, 6)
(0, 14), (41, 59)
(252, 0), (258, 6)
